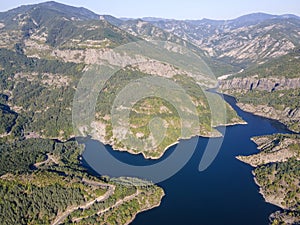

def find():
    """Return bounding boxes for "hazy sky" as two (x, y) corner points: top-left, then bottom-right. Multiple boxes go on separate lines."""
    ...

(0, 0), (299, 20)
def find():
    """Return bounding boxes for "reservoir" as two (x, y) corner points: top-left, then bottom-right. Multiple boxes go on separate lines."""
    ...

(83, 94), (292, 225)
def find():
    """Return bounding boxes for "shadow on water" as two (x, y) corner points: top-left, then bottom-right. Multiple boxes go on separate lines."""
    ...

(82, 92), (293, 225)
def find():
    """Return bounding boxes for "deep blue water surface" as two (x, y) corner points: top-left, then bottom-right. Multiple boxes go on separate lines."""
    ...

(83, 94), (292, 225)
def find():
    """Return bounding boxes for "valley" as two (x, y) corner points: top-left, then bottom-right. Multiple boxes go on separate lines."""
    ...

(0, 1), (299, 225)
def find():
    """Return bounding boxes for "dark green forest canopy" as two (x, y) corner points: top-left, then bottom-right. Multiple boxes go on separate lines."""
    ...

(0, 138), (82, 176)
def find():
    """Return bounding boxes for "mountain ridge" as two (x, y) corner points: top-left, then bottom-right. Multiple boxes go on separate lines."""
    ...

(0, 1), (99, 21)
(124, 12), (300, 24)
(1, 2), (299, 73)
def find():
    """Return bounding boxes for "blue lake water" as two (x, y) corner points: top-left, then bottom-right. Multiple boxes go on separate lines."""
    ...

(82, 94), (292, 225)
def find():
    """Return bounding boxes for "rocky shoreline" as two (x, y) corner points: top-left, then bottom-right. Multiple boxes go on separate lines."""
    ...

(252, 171), (286, 209)
(92, 119), (247, 160)
(236, 134), (300, 224)
(125, 191), (165, 225)
(236, 136), (300, 167)
(236, 102), (300, 133)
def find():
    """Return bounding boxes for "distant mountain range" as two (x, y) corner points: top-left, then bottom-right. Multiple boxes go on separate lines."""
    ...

(0, 1), (300, 75)
(138, 13), (300, 67)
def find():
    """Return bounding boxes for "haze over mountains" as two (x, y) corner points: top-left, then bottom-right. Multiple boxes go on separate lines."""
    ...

(118, 13), (300, 68)
(0, 1), (300, 75)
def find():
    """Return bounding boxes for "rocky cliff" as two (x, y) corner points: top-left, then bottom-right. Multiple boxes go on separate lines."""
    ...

(236, 103), (300, 132)
(219, 74), (300, 132)
(219, 76), (300, 92)
(236, 134), (300, 225)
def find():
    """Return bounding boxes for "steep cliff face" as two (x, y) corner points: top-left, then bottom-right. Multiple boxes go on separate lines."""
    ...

(219, 76), (300, 92)
(219, 75), (300, 132)
(236, 103), (300, 132)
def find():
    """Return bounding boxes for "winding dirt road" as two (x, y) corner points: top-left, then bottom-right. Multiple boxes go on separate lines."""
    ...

(71, 189), (140, 223)
(51, 179), (115, 225)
